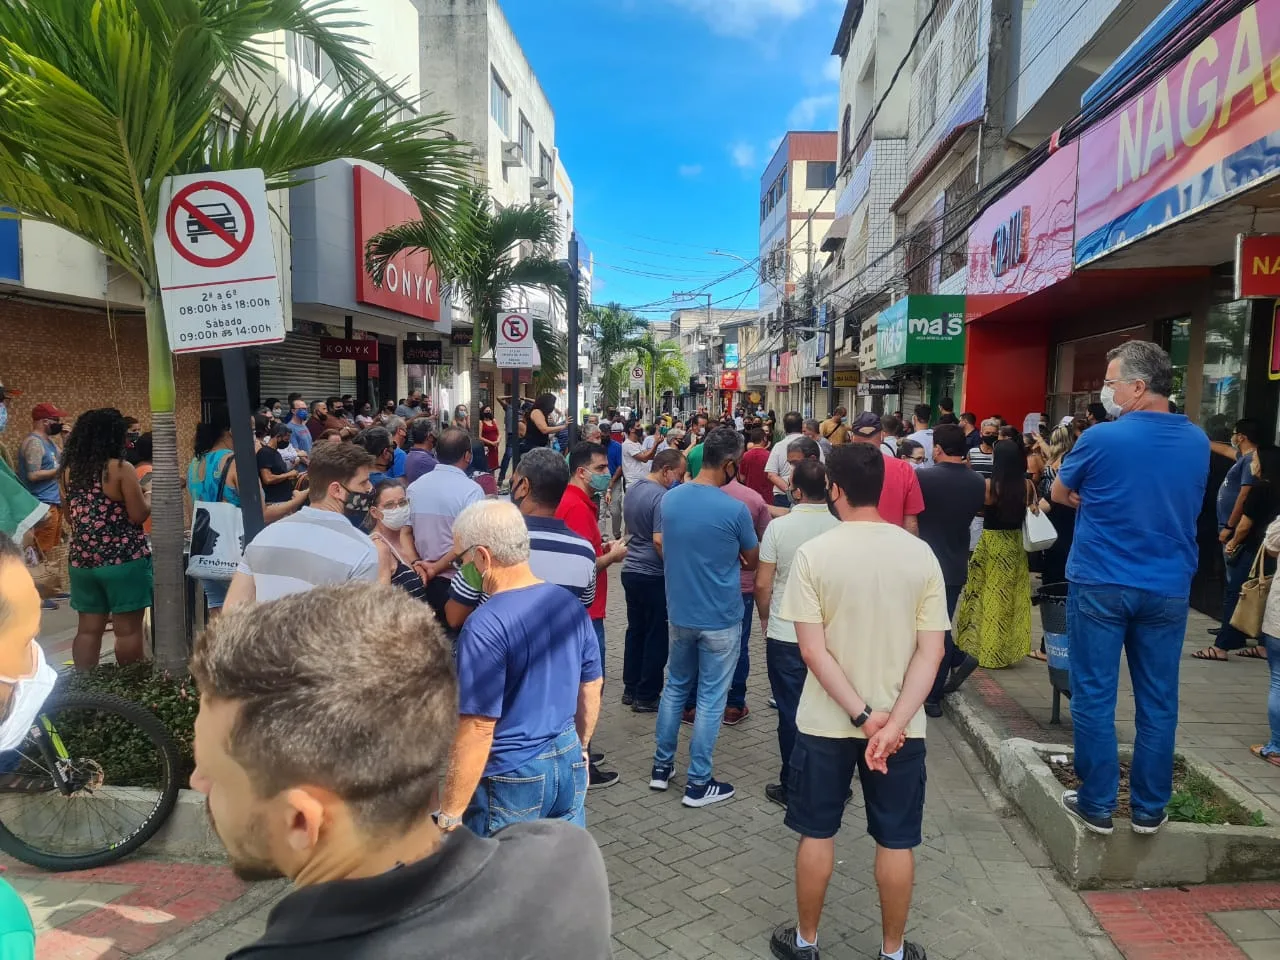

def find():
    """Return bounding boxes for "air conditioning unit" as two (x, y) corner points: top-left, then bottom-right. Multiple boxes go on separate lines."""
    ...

(530, 185), (557, 201)
(529, 176), (549, 189)
(501, 142), (523, 167)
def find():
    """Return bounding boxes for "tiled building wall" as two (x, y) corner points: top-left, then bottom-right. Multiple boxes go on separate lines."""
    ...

(1014, 0), (1120, 122)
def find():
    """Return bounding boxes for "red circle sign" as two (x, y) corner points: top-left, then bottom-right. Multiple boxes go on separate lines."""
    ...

(502, 314), (530, 343)
(165, 180), (256, 269)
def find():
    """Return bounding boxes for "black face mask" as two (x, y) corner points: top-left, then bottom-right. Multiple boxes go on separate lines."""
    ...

(826, 486), (840, 519)
(341, 485), (373, 515)
(720, 461), (738, 487)
(48, 422), (64, 436)
(981, 434), (997, 444)
(511, 477), (529, 510)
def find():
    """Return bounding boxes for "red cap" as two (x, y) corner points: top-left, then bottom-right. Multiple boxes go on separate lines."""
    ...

(31, 402), (68, 421)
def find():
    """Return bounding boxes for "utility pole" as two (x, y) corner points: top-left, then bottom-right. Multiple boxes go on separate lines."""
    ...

(568, 233), (580, 429)
(673, 291), (712, 416)
(826, 303), (837, 416)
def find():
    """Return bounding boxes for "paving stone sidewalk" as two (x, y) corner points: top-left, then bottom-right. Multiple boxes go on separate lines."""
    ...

(29, 569), (1116, 960)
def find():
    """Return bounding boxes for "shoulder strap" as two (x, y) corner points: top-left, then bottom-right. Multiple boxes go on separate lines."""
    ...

(214, 451), (233, 503)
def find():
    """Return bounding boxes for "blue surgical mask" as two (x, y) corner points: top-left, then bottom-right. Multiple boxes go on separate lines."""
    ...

(589, 471), (611, 493)
(295, 409), (308, 422)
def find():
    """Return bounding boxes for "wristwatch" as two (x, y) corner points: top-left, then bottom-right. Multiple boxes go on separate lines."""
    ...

(436, 811), (464, 832)
(851, 705), (873, 728)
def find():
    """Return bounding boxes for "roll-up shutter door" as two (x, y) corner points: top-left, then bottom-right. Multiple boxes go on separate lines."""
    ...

(257, 330), (343, 403)
(900, 378), (924, 413)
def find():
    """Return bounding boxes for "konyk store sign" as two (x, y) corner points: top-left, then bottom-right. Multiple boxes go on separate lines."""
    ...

(353, 166), (440, 323)
(1076, 0), (1280, 265)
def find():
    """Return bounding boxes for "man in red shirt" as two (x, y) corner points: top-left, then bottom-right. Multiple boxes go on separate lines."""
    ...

(557, 441), (627, 787)
(738, 427), (774, 504)
(848, 411), (923, 535)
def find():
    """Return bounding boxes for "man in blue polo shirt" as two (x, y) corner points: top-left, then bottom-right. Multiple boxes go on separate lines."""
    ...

(1053, 340), (1208, 837)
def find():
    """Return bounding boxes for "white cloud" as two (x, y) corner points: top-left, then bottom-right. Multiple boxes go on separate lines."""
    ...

(823, 57), (841, 83)
(729, 142), (757, 169)
(788, 93), (838, 128)
(678, 164), (704, 178)
(666, 0), (820, 36)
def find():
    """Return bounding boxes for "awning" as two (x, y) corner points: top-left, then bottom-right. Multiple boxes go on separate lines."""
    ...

(820, 215), (851, 253)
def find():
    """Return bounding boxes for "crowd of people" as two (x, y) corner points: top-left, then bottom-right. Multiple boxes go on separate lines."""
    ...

(0, 336), (1260, 959)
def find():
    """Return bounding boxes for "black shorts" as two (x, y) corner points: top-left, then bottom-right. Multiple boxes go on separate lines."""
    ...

(784, 732), (926, 848)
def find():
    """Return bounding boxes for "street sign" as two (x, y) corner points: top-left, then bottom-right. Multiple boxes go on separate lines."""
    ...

(630, 364), (646, 387)
(153, 169), (284, 354)
(496, 311), (537, 368)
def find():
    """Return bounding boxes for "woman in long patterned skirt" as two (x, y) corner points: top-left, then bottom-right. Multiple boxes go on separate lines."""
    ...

(956, 439), (1034, 668)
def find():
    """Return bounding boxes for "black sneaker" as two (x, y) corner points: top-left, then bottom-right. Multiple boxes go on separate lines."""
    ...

(768, 696), (778, 709)
(590, 750), (604, 764)
(770, 924), (818, 960)
(923, 701), (942, 718)
(765, 783), (788, 808)
(649, 762), (674, 791)
(632, 699), (659, 713)
(943, 654), (979, 694)
(683, 778), (734, 807)
(588, 763), (619, 789)
(1132, 812), (1169, 835)
(1060, 790), (1113, 835)
(621, 691), (634, 706)
(882, 941), (928, 960)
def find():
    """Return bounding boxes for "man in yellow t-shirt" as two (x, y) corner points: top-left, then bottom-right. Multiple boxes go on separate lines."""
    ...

(818, 407), (849, 446)
(770, 443), (948, 960)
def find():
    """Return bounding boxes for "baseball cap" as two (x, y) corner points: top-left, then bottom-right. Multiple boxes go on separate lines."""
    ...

(31, 402), (68, 421)
(611, 422), (625, 434)
(851, 411), (882, 437)
(0, 383), (20, 402)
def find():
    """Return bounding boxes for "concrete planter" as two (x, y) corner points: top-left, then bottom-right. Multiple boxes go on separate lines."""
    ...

(949, 692), (1280, 889)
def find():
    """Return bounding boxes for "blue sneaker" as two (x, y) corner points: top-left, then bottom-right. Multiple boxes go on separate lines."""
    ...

(1131, 812), (1168, 835)
(683, 778), (734, 808)
(649, 762), (674, 791)
(1061, 790), (1113, 835)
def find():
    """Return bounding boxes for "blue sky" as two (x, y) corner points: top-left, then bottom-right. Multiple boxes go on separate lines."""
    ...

(502, 0), (845, 321)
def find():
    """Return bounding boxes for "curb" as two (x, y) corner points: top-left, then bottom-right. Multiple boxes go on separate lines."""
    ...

(135, 878), (288, 959)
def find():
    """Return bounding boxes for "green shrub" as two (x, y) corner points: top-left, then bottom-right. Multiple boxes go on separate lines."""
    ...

(57, 663), (197, 788)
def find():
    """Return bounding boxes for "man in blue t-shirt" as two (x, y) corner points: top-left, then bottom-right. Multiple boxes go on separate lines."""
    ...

(1198, 418), (1260, 658)
(436, 500), (603, 838)
(1053, 340), (1208, 838)
(649, 427), (759, 809)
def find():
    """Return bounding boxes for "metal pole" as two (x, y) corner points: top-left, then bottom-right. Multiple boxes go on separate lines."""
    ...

(567, 234), (580, 428)
(826, 306), (837, 416)
(221, 348), (265, 542)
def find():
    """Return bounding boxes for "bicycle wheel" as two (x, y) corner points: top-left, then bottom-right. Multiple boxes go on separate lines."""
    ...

(0, 689), (182, 871)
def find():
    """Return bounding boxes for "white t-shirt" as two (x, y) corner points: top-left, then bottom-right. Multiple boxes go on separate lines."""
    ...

(759, 504), (841, 643)
(621, 439), (649, 486)
(779, 521), (950, 740)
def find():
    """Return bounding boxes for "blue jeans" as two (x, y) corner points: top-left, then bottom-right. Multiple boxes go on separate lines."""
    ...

(927, 583), (966, 705)
(463, 727), (586, 837)
(1265, 634), (1280, 754)
(592, 618), (606, 680)
(766, 638), (806, 787)
(1068, 584), (1187, 822)
(686, 593), (753, 710)
(654, 622), (739, 785)
(1217, 547), (1254, 650)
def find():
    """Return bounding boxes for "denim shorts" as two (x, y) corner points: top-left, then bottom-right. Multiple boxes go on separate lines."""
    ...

(785, 732), (927, 848)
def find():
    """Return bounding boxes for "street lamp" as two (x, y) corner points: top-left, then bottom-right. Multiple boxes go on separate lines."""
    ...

(709, 249), (782, 305)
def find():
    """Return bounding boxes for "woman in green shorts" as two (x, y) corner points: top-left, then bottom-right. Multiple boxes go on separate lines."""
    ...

(61, 409), (152, 671)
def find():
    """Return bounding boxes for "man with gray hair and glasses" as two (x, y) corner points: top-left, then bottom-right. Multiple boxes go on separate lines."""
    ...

(1052, 340), (1208, 838)
(436, 500), (604, 837)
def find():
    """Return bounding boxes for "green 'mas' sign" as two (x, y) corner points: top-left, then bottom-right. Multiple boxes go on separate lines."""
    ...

(876, 295), (966, 368)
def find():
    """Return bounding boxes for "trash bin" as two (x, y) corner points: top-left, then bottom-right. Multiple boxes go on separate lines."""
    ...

(1035, 582), (1071, 724)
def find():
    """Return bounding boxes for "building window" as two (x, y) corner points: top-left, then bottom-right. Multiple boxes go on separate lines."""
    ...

(490, 68), (511, 136)
(840, 105), (852, 167)
(538, 145), (553, 183)
(951, 0), (981, 88)
(911, 51), (940, 149)
(518, 112), (534, 167)
(806, 161), (837, 190)
(300, 35), (324, 79)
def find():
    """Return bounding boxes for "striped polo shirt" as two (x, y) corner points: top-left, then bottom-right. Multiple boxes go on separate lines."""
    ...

(448, 515), (597, 610)
(408, 463), (485, 577)
(238, 506), (379, 601)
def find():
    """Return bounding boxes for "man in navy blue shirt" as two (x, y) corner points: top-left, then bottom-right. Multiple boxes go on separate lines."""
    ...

(436, 500), (603, 837)
(1053, 341), (1208, 837)
(604, 422), (626, 540)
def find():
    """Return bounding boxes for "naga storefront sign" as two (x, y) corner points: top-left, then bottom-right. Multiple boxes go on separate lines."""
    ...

(1076, 1), (1280, 265)
(1236, 233), (1280, 296)
(876, 295), (966, 368)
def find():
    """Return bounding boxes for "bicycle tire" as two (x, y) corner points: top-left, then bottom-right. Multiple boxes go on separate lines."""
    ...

(0, 689), (182, 871)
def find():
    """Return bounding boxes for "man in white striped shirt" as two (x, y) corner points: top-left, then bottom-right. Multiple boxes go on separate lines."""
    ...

(224, 442), (380, 609)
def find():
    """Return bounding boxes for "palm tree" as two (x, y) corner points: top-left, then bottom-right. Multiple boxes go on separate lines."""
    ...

(586, 302), (648, 408)
(0, 1), (471, 671)
(611, 334), (687, 415)
(366, 184), (569, 417)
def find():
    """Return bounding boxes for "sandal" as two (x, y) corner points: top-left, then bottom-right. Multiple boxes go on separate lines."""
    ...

(1192, 647), (1229, 661)
(1027, 649), (1047, 662)
(1252, 745), (1280, 767)
(1237, 646), (1268, 660)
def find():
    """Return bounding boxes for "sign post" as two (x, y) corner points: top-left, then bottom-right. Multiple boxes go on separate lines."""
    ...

(153, 168), (285, 540)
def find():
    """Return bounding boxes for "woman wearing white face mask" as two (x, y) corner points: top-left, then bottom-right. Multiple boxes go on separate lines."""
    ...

(367, 480), (426, 601)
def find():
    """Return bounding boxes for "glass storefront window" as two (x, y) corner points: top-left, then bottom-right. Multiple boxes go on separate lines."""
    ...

(1167, 317), (1190, 414)
(1048, 326), (1143, 422)
(1198, 300), (1249, 439)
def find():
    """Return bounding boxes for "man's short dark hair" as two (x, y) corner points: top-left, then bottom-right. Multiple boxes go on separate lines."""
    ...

(938, 396), (954, 413)
(436, 428), (471, 465)
(788, 436), (821, 460)
(514, 448), (569, 506)
(933, 423), (968, 458)
(1236, 418), (1262, 445)
(826, 443), (884, 508)
(306, 441), (375, 502)
(652, 449), (686, 473)
(748, 426), (765, 445)
(287, 392), (302, 405)
(791, 459), (827, 502)
(937, 413), (959, 425)
(409, 419), (433, 445)
(960, 412), (977, 427)
(192, 583), (456, 833)
(881, 414), (901, 436)
(568, 441), (606, 475)
(913, 403), (931, 424)
(783, 412), (803, 435)
(702, 427), (744, 470)
(354, 426), (392, 460)
(1087, 402), (1108, 423)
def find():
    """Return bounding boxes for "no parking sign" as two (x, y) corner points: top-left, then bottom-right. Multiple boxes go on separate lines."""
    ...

(153, 168), (285, 354)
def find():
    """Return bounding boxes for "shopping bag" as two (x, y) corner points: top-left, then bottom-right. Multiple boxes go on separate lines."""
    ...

(1023, 506), (1058, 552)
(1231, 545), (1272, 638)
(186, 459), (244, 582)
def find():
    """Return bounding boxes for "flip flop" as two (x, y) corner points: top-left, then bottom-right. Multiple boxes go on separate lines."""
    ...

(1027, 650), (1047, 662)
(1252, 745), (1280, 767)
(1192, 647), (1229, 661)
(1237, 646), (1267, 660)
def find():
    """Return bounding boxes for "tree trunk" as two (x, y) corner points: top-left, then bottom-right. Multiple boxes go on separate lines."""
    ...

(144, 291), (188, 675)
(469, 338), (482, 433)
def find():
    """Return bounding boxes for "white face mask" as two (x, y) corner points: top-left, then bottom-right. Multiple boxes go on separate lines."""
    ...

(0, 643), (57, 753)
(1099, 384), (1124, 419)
(379, 505), (411, 530)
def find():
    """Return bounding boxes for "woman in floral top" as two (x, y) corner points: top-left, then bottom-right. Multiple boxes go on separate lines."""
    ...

(61, 408), (151, 670)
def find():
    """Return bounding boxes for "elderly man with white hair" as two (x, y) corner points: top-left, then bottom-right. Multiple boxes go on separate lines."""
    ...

(437, 500), (604, 837)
